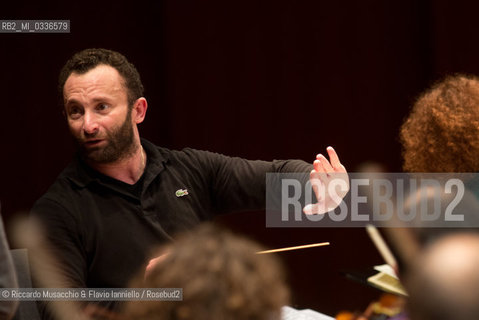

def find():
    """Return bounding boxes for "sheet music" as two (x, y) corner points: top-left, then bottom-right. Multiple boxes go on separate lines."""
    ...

(282, 306), (334, 320)
(374, 264), (399, 279)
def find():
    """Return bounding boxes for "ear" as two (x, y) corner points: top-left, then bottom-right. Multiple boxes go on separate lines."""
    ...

(132, 98), (148, 124)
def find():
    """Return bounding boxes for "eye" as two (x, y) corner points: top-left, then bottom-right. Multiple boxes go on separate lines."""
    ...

(96, 104), (109, 112)
(68, 106), (83, 119)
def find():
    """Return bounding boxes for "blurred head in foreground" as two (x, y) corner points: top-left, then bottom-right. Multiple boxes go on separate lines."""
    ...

(124, 224), (290, 320)
(400, 74), (479, 172)
(405, 232), (479, 320)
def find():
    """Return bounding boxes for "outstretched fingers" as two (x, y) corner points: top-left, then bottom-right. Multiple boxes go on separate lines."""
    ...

(326, 146), (346, 172)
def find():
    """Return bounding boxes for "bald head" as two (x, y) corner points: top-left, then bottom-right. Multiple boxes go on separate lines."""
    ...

(406, 232), (479, 320)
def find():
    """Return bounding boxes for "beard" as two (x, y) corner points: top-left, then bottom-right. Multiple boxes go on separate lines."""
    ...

(77, 110), (136, 164)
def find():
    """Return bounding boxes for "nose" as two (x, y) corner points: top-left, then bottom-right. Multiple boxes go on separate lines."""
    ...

(82, 111), (99, 136)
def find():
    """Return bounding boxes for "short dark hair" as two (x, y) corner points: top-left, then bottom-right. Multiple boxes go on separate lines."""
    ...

(58, 48), (144, 108)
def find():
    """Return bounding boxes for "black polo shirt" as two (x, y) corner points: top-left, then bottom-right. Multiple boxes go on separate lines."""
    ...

(31, 139), (312, 293)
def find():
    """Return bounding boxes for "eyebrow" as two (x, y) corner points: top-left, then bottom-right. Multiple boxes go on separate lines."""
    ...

(65, 96), (113, 106)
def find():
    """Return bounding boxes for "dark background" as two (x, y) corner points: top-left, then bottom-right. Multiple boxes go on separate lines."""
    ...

(1, 0), (478, 316)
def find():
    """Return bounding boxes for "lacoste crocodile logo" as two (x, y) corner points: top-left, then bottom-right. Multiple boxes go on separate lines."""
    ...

(175, 189), (189, 197)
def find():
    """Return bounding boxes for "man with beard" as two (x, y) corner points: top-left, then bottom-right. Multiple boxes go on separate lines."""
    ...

(30, 48), (347, 318)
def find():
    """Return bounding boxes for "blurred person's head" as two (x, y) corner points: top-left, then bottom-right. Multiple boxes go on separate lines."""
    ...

(125, 224), (290, 320)
(405, 232), (479, 320)
(400, 74), (479, 172)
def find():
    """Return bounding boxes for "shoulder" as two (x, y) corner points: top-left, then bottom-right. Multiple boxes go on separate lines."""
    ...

(144, 140), (228, 170)
(142, 138), (256, 164)
(31, 161), (85, 218)
(155, 145), (224, 162)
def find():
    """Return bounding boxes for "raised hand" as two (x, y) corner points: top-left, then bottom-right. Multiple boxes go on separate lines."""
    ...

(303, 147), (349, 215)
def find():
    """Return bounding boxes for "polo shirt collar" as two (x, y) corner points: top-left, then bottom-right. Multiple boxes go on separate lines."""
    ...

(64, 138), (168, 188)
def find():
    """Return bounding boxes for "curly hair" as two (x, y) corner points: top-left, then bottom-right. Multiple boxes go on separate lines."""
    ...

(58, 48), (144, 108)
(124, 224), (290, 320)
(400, 74), (479, 172)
